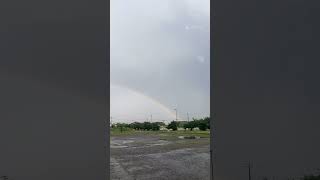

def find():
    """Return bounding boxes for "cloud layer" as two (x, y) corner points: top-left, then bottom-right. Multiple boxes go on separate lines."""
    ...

(111, 0), (210, 122)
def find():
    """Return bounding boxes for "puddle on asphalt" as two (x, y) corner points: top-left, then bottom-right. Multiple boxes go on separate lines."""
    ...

(122, 140), (134, 144)
(131, 140), (171, 148)
(178, 136), (200, 139)
(111, 140), (134, 148)
(111, 139), (171, 149)
(150, 140), (170, 146)
(111, 145), (129, 148)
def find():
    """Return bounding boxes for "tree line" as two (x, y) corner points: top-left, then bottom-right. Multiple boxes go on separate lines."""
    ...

(112, 121), (165, 131)
(167, 117), (210, 131)
(111, 117), (210, 131)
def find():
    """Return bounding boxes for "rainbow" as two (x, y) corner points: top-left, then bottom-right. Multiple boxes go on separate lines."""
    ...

(110, 83), (177, 120)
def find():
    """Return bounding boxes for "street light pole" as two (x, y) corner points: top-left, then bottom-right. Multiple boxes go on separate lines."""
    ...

(174, 108), (177, 121)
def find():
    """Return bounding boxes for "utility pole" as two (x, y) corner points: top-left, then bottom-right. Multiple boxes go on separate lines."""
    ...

(174, 108), (178, 121)
(187, 112), (190, 122)
(150, 114), (153, 123)
(110, 116), (113, 127)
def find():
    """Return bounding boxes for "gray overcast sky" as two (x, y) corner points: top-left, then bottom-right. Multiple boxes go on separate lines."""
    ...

(111, 0), (210, 123)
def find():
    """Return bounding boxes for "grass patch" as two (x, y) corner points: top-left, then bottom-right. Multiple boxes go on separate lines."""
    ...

(110, 128), (136, 136)
(111, 128), (210, 138)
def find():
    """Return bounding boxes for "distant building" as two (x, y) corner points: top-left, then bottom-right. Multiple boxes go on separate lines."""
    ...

(160, 126), (169, 131)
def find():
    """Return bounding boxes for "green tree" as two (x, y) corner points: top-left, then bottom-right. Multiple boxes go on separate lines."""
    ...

(155, 122), (165, 126)
(151, 122), (160, 131)
(167, 121), (178, 131)
(198, 121), (208, 131)
(183, 123), (188, 130)
(143, 122), (152, 131)
(131, 122), (143, 130)
(203, 117), (210, 129)
(188, 120), (198, 131)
